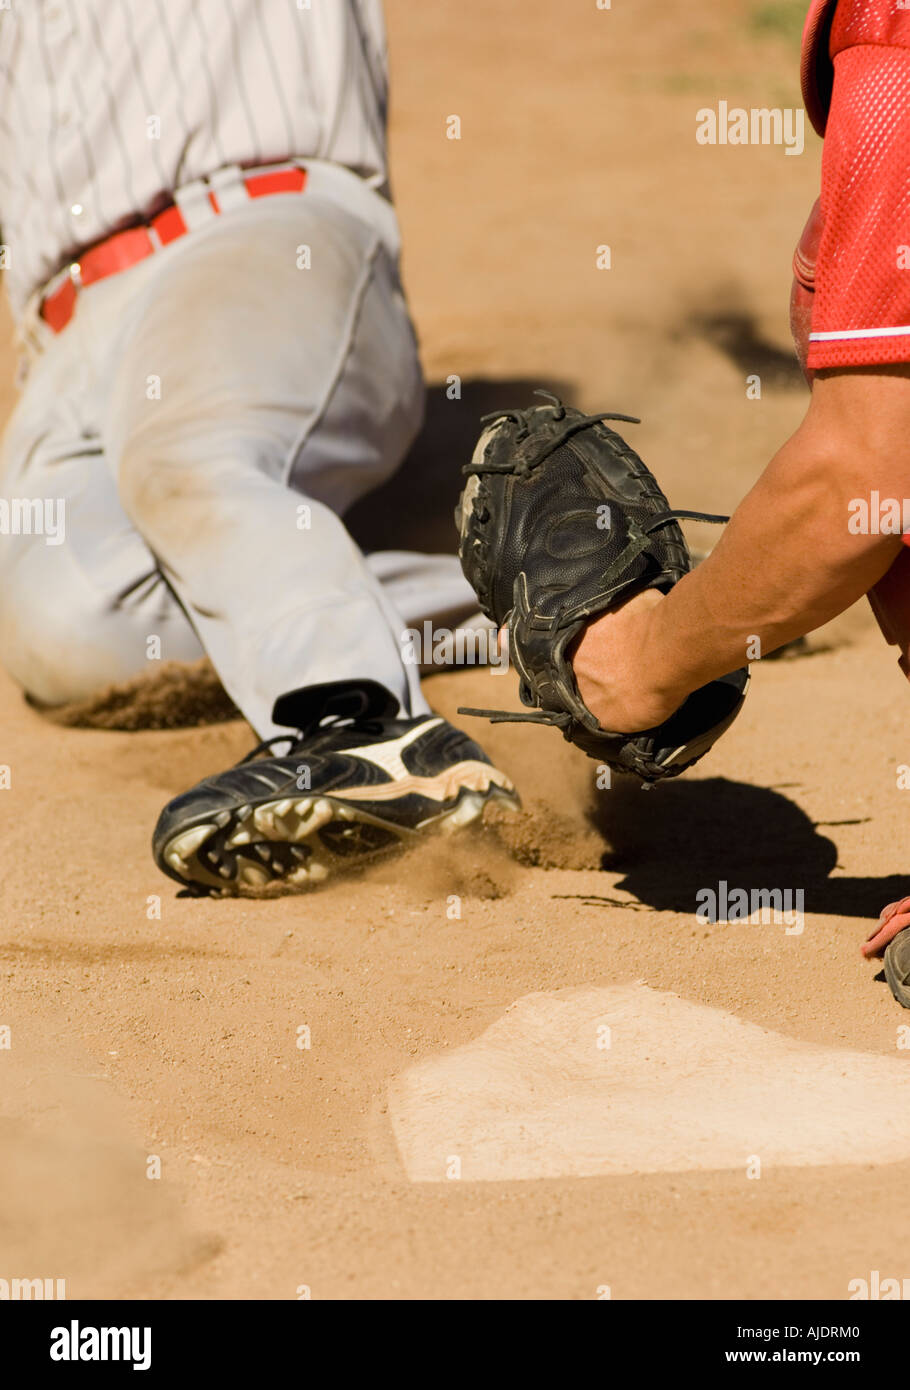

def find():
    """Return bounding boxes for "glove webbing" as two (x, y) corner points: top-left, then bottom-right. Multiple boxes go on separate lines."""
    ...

(464, 409), (643, 477)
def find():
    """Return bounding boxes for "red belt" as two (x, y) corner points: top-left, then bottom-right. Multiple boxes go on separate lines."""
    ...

(41, 165), (308, 335)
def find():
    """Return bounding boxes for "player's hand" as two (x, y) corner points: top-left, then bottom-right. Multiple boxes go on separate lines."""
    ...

(570, 589), (688, 733)
(862, 896), (910, 957)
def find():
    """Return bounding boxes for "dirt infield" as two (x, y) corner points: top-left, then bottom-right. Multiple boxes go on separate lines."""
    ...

(2, 0), (909, 1301)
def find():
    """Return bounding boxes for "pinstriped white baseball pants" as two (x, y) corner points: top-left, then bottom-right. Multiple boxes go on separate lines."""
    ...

(0, 174), (485, 737)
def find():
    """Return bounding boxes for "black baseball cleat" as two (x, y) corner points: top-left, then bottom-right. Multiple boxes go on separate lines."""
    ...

(152, 679), (519, 895)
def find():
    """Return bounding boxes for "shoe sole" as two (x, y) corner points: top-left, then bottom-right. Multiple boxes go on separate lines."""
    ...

(155, 783), (520, 896)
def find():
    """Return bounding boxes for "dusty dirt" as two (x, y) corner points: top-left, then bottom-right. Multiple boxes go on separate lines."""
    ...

(2, 0), (909, 1301)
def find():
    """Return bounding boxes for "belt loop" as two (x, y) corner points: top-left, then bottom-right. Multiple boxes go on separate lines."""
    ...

(14, 320), (41, 379)
(15, 299), (52, 378)
(207, 163), (248, 213)
(173, 176), (218, 231)
(19, 286), (44, 356)
(26, 262), (72, 348)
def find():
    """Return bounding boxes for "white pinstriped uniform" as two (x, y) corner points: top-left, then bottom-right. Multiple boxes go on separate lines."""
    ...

(0, 0), (390, 317)
(0, 1), (486, 736)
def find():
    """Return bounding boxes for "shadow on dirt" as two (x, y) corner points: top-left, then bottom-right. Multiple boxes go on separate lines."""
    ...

(346, 375), (573, 555)
(592, 775), (902, 922)
(686, 310), (804, 391)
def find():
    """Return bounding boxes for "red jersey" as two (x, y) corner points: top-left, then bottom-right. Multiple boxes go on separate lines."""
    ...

(798, 4), (910, 670)
(797, 0), (910, 369)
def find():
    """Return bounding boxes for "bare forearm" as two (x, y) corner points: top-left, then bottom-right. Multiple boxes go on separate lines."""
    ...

(642, 428), (903, 702)
(573, 368), (910, 732)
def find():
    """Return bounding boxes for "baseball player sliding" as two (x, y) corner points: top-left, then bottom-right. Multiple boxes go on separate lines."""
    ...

(456, 0), (910, 1007)
(0, 1), (517, 894)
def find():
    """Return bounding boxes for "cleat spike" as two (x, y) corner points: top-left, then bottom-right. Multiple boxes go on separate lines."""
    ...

(170, 823), (218, 861)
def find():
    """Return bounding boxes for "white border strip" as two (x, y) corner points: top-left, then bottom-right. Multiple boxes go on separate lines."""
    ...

(810, 324), (910, 342)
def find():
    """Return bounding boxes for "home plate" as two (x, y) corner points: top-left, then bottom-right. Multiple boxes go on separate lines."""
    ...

(386, 984), (910, 1182)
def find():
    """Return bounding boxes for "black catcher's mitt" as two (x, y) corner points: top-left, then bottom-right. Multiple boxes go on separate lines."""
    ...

(455, 391), (748, 782)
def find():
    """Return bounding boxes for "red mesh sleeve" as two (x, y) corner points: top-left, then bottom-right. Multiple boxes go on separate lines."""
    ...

(807, 39), (910, 369)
